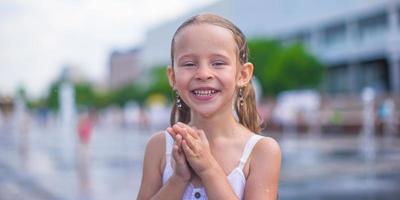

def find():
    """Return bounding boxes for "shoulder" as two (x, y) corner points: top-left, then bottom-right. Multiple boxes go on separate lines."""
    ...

(251, 136), (281, 164)
(138, 131), (166, 199)
(143, 131), (166, 173)
(244, 135), (281, 199)
(145, 131), (166, 154)
(254, 136), (281, 154)
(147, 131), (165, 147)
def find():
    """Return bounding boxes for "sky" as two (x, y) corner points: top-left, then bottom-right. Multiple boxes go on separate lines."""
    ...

(0, 0), (216, 98)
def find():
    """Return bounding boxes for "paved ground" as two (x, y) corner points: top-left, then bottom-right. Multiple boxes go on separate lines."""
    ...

(0, 123), (399, 200)
(277, 132), (400, 200)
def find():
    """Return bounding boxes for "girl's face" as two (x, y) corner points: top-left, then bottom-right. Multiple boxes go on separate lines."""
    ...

(168, 23), (251, 117)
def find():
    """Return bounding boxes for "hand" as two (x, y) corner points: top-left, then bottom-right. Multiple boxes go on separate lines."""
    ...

(166, 127), (192, 182)
(171, 123), (217, 177)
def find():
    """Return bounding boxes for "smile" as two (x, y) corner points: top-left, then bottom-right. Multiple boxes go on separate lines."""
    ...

(192, 89), (218, 96)
(190, 88), (220, 101)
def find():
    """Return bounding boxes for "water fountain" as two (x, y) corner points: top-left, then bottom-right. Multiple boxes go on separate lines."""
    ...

(381, 98), (396, 148)
(359, 87), (378, 197)
(59, 81), (77, 165)
(274, 90), (320, 162)
(11, 94), (32, 169)
(273, 91), (299, 157)
(13, 94), (25, 133)
(359, 87), (376, 161)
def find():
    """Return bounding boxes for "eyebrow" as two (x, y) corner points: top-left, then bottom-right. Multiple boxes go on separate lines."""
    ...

(177, 52), (232, 61)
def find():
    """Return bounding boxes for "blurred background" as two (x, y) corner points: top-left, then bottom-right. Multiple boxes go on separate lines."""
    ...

(1, 0), (400, 199)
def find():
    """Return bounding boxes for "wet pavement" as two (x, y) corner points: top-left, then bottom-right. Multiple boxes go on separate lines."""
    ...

(0, 124), (400, 200)
(0, 124), (148, 200)
(279, 133), (400, 200)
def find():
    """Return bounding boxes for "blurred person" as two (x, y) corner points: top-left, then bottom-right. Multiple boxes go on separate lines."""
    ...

(77, 140), (92, 200)
(138, 13), (281, 200)
(76, 109), (96, 200)
(77, 109), (97, 145)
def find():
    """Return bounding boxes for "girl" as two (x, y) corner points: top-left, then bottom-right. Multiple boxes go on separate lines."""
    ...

(137, 13), (281, 200)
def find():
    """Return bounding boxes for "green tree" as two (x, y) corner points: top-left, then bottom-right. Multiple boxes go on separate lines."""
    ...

(46, 81), (61, 111)
(248, 39), (282, 95)
(248, 38), (324, 96)
(112, 83), (145, 107)
(93, 90), (113, 109)
(145, 65), (173, 102)
(46, 81), (100, 111)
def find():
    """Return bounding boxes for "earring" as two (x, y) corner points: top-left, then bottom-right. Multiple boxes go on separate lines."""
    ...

(175, 91), (182, 108)
(239, 87), (244, 106)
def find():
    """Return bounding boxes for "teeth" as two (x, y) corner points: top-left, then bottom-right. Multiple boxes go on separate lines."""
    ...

(193, 90), (217, 96)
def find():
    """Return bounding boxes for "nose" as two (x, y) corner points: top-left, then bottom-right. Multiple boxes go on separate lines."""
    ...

(195, 64), (213, 81)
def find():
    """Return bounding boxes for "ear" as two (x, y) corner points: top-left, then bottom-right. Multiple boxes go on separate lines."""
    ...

(167, 66), (176, 89)
(237, 62), (253, 87)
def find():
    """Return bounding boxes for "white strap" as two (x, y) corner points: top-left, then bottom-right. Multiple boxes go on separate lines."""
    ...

(238, 135), (264, 170)
(164, 131), (174, 168)
(165, 131), (174, 155)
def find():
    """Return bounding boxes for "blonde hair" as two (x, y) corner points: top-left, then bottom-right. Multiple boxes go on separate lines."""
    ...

(169, 13), (262, 133)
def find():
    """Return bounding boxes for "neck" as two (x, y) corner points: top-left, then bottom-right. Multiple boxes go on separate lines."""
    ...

(189, 107), (241, 142)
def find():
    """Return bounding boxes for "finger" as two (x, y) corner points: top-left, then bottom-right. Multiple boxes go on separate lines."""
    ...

(197, 129), (208, 142)
(179, 128), (197, 149)
(173, 124), (193, 142)
(173, 144), (186, 163)
(172, 124), (186, 137)
(177, 123), (199, 139)
(167, 127), (177, 140)
(186, 126), (200, 140)
(175, 124), (197, 141)
(172, 144), (180, 159)
(175, 134), (183, 153)
(182, 139), (195, 157)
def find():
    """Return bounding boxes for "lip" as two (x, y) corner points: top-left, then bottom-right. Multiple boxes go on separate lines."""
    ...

(190, 87), (220, 102)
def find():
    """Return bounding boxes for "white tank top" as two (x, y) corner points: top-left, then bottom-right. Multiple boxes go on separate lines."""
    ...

(162, 131), (264, 200)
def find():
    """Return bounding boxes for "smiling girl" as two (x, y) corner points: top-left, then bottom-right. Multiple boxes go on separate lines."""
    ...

(137, 13), (281, 200)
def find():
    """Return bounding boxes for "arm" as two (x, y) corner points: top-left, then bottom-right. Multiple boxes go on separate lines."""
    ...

(198, 164), (240, 200)
(136, 132), (189, 200)
(243, 137), (281, 200)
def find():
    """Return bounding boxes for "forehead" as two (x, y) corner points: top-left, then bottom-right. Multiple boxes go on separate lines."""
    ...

(173, 23), (237, 56)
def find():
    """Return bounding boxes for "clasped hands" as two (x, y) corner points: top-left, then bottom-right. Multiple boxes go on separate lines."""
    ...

(166, 122), (218, 182)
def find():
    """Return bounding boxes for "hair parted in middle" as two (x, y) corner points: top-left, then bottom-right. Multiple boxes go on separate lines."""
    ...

(169, 13), (262, 133)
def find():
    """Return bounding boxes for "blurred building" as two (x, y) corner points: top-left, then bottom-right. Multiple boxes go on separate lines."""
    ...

(142, 0), (400, 95)
(109, 48), (141, 89)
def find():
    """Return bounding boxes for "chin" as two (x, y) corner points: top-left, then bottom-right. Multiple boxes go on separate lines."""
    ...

(191, 106), (218, 118)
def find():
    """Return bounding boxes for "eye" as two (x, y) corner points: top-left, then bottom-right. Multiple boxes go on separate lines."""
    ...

(212, 61), (226, 67)
(182, 62), (196, 67)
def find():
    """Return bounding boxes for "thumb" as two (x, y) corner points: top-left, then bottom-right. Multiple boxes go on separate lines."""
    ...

(172, 134), (184, 161)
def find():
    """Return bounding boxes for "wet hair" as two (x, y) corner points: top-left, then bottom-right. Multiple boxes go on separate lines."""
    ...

(169, 13), (262, 133)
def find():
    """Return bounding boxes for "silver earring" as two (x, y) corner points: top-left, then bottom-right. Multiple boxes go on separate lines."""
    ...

(239, 87), (244, 106)
(175, 91), (182, 108)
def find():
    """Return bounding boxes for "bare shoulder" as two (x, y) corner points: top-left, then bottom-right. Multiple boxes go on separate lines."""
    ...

(145, 131), (166, 155)
(137, 131), (166, 199)
(143, 131), (166, 174)
(244, 136), (281, 199)
(254, 137), (281, 154)
(252, 136), (281, 162)
(147, 131), (165, 147)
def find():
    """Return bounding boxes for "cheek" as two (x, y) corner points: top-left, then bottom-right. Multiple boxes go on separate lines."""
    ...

(221, 70), (238, 89)
(173, 73), (191, 90)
